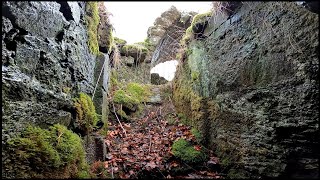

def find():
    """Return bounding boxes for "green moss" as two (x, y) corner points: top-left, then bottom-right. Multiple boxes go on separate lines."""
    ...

(77, 170), (91, 179)
(127, 82), (151, 101)
(113, 90), (139, 110)
(108, 30), (115, 53)
(134, 38), (154, 51)
(180, 11), (212, 46)
(85, 2), (100, 55)
(122, 44), (149, 54)
(74, 93), (99, 134)
(191, 128), (203, 143)
(116, 109), (129, 120)
(113, 82), (151, 111)
(6, 124), (88, 178)
(114, 37), (127, 46)
(180, 26), (194, 46)
(191, 72), (200, 82)
(172, 139), (207, 164)
(191, 11), (213, 27)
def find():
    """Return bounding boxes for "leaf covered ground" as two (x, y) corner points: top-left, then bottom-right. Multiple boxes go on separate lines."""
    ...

(99, 89), (222, 179)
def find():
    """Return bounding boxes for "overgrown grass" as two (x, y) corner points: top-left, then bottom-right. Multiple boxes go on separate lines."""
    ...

(6, 124), (90, 178)
(85, 2), (100, 55)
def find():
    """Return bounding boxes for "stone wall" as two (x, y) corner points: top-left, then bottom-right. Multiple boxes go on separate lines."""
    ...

(173, 2), (318, 178)
(2, 2), (102, 178)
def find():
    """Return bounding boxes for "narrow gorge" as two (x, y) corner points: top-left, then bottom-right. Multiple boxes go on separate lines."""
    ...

(2, 1), (318, 179)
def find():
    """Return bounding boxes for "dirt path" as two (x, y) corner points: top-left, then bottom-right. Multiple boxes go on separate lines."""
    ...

(102, 85), (221, 179)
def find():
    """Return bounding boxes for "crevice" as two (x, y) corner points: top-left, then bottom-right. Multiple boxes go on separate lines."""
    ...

(57, 1), (74, 21)
(4, 39), (17, 51)
(55, 30), (64, 42)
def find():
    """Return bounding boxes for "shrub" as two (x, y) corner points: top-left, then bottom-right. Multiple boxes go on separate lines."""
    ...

(74, 93), (99, 134)
(172, 139), (207, 164)
(85, 2), (100, 55)
(6, 124), (89, 178)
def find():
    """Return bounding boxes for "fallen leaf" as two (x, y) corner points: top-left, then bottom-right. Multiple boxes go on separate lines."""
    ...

(194, 145), (202, 151)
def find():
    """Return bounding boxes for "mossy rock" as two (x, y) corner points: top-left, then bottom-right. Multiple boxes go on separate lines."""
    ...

(120, 44), (148, 63)
(114, 37), (127, 49)
(5, 124), (90, 178)
(113, 83), (151, 111)
(113, 89), (139, 111)
(172, 139), (207, 164)
(74, 93), (99, 135)
(85, 2), (100, 55)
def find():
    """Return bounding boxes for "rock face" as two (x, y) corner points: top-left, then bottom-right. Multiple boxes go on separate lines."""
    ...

(149, 8), (196, 67)
(2, 2), (101, 178)
(147, 6), (181, 46)
(173, 2), (318, 179)
(98, 2), (113, 53)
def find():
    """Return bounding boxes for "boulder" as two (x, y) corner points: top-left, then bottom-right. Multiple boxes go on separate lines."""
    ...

(122, 56), (135, 67)
(147, 6), (181, 46)
(120, 44), (148, 64)
(151, 73), (168, 85)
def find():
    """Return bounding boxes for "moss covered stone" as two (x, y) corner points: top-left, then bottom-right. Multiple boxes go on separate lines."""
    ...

(74, 93), (98, 134)
(85, 2), (100, 55)
(114, 37), (127, 46)
(172, 139), (207, 164)
(111, 81), (151, 120)
(113, 89), (139, 111)
(6, 124), (89, 178)
(121, 44), (149, 64)
(191, 11), (213, 28)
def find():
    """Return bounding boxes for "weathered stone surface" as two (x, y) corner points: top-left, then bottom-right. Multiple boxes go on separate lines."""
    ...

(93, 53), (110, 126)
(147, 6), (181, 46)
(151, 73), (168, 85)
(173, 2), (318, 179)
(2, 1), (99, 178)
(98, 2), (113, 53)
(122, 55), (135, 67)
(120, 45), (148, 64)
(150, 11), (195, 67)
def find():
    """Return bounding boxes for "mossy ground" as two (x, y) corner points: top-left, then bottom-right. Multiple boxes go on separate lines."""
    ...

(172, 139), (207, 164)
(109, 70), (151, 121)
(5, 124), (90, 178)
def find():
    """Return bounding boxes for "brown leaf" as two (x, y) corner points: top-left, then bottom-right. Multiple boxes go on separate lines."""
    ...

(146, 162), (157, 169)
(194, 145), (202, 151)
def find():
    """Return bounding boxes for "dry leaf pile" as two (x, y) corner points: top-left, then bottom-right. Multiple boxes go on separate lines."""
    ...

(102, 106), (221, 179)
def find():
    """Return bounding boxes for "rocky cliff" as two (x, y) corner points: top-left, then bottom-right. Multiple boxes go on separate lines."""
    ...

(2, 1), (109, 178)
(173, 2), (318, 179)
(147, 6), (196, 67)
